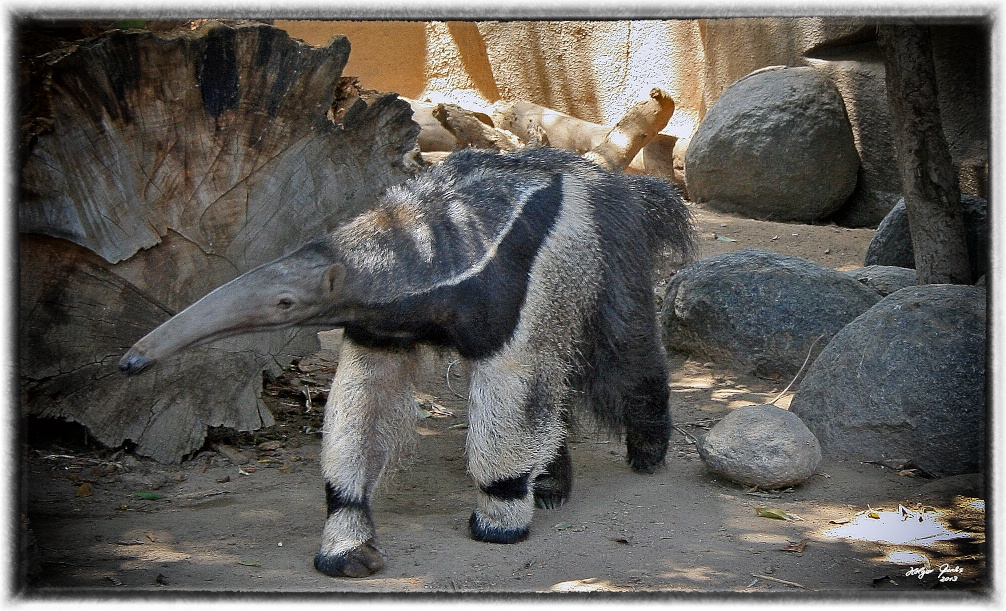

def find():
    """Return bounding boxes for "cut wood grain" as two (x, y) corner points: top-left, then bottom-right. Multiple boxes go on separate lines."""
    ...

(19, 21), (420, 462)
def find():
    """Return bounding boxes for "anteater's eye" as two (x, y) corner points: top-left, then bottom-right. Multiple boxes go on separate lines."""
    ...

(277, 297), (295, 310)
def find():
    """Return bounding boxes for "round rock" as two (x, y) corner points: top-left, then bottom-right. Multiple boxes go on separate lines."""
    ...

(661, 249), (881, 378)
(864, 194), (988, 280)
(790, 284), (986, 476)
(843, 265), (917, 297)
(698, 404), (822, 489)
(684, 66), (859, 222)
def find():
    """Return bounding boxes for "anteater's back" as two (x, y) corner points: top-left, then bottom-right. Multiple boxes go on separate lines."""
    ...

(329, 147), (693, 361)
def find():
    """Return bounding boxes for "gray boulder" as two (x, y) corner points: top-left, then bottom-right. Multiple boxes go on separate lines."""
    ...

(661, 249), (881, 378)
(789, 285), (986, 476)
(698, 404), (822, 489)
(844, 265), (917, 297)
(864, 194), (989, 280)
(684, 66), (859, 222)
(811, 44), (904, 229)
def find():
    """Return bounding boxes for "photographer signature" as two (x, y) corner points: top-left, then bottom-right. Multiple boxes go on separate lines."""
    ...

(905, 563), (964, 583)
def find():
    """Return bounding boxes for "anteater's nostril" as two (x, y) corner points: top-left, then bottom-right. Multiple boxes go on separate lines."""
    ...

(119, 352), (152, 375)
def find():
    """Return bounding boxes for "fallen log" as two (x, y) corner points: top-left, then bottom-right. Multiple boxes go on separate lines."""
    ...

(492, 99), (608, 153)
(403, 98), (459, 153)
(492, 95), (681, 181)
(431, 102), (522, 151)
(19, 21), (420, 462)
(583, 88), (676, 171)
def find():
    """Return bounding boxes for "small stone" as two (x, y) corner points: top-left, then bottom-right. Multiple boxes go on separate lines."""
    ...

(121, 455), (142, 471)
(698, 404), (821, 489)
(214, 444), (251, 465)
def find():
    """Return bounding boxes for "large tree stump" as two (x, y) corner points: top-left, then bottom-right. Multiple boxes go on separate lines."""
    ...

(19, 22), (420, 462)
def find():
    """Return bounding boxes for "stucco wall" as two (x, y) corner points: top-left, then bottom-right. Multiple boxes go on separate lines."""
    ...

(275, 19), (705, 140)
(275, 18), (988, 204)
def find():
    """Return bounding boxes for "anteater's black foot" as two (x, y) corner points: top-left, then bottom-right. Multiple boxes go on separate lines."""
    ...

(626, 434), (669, 474)
(314, 540), (385, 578)
(469, 511), (530, 544)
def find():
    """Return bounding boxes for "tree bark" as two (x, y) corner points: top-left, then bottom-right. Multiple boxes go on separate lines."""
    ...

(877, 24), (971, 284)
(19, 21), (420, 462)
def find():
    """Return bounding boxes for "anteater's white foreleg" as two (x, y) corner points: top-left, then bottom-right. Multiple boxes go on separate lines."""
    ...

(314, 339), (419, 577)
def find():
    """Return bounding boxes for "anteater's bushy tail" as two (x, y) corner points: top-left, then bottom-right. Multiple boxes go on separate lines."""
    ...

(629, 174), (697, 265)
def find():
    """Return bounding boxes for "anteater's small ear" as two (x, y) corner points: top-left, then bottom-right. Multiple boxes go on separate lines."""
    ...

(324, 264), (347, 294)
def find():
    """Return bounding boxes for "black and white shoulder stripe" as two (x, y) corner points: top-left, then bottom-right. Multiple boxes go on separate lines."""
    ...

(335, 149), (572, 303)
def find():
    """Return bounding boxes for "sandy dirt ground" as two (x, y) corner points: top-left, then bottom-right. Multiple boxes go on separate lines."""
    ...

(16, 203), (988, 602)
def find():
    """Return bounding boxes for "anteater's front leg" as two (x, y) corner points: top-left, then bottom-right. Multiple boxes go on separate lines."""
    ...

(466, 355), (567, 543)
(314, 339), (419, 578)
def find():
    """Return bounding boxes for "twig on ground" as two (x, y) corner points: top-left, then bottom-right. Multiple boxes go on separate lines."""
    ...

(766, 334), (825, 405)
(751, 573), (810, 589)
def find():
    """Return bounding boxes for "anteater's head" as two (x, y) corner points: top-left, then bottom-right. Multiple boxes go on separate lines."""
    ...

(119, 241), (347, 375)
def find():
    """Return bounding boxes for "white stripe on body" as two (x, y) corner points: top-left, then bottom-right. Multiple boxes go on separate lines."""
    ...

(424, 180), (554, 292)
(335, 176), (554, 298)
(409, 219), (436, 264)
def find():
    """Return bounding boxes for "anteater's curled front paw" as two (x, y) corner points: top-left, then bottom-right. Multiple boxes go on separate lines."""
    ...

(314, 540), (385, 578)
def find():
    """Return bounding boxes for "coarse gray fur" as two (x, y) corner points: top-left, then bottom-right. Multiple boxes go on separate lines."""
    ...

(120, 147), (695, 578)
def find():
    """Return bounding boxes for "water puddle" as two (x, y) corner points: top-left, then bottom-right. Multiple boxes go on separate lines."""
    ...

(821, 497), (984, 573)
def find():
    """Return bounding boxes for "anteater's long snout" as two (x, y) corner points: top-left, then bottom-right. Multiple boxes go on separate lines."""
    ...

(119, 349), (154, 375)
(116, 276), (247, 377)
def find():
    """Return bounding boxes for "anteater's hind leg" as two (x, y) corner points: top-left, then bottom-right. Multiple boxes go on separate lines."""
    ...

(585, 302), (672, 474)
(620, 320), (673, 474)
(314, 340), (419, 578)
(623, 373), (671, 473)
